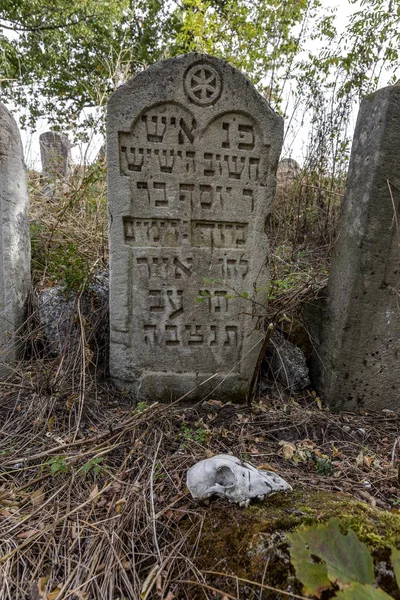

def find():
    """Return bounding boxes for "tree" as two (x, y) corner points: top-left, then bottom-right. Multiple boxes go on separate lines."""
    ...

(0, 0), (173, 135)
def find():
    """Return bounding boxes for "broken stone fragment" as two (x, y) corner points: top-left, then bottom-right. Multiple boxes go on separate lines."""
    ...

(264, 331), (310, 392)
(187, 454), (292, 508)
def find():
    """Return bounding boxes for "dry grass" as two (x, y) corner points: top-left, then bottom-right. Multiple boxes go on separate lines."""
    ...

(29, 162), (108, 291)
(0, 372), (399, 599)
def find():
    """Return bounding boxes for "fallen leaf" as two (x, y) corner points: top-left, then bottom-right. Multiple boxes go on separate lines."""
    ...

(391, 546), (400, 588)
(287, 518), (374, 598)
(363, 455), (375, 468)
(30, 487), (45, 508)
(115, 498), (127, 513)
(141, 564), (160, 599)
(204, 399), (223, 407)
(279, 440), (296, 460)
(110, 482), (122, 494)
(356, 450), (364, 467)
(334, 583), (393, 599)
(47, 588), (61, 600)
(17, 529), (40, 539)
(236, 414), (249, 424)
(88, 484), (99, 502)
(258, 463), (278, 472)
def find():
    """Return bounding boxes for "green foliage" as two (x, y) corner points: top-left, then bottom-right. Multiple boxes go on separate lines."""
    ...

(53, 243), (91, 293)
(172, 0), (320, 106)
(78, 456), (104, 477)
(134, 400), (149, 413)
(287, 518), (374, 597)
(314, 455), (333, 476)
(391, 546), (400, 590)
(31, 229), (91, 293)
(29, 163), (108, 291)
(0, 0), (174, 133)
(179, 423), (207, 445)
(48, 455), (68, 476)
(287, 518), (400, 599)
(334, 583), (393, 600)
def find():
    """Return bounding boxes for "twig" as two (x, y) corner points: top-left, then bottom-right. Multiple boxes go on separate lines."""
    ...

(204, 570), (310, 600)
(176, 579), (237, 599)
(150, 434), (163, 563)
(247, 322), (274, 407)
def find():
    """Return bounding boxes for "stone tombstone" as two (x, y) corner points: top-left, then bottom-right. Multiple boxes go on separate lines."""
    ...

(277, 158), (301, 182)
(309, 83), (400, 411)
(107, 53), (283, 400)
(39, 131), (72, 178)
(0, 103), (30, 367)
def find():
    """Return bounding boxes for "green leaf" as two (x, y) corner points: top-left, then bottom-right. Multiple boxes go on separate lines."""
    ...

(334, 583), (393, 599)
(48, 456), (68, 476)
(390, 546), (400, 589)
(287, 518), (374, 597)
(241, 291), (249, 298)
(286, 530), (331, 598)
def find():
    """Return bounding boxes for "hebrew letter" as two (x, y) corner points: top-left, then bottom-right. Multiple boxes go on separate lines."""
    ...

(224, 326), (238, 347)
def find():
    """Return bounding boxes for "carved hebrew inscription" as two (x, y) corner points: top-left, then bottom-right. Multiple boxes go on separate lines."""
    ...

(108, 54), (284, 399)
(111, 59), (274, 377)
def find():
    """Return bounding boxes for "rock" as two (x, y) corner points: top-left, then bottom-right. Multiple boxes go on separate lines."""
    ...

(107, 53), (283, 401)
(186, 487), (400, 599)
(0, 103), (30, 370)
(264, 331), (310, 392)
(36, 272), (109, 360)
(309, 83), (400, 411)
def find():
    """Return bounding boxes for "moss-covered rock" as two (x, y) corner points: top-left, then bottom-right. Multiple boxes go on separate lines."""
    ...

(184, 487), (400, 599)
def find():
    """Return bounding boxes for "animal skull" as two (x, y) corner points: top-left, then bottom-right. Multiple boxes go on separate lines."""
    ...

(187, 454), (292, 508)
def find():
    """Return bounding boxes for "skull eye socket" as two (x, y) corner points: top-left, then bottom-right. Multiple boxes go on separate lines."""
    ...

(216, 466), (235, 487)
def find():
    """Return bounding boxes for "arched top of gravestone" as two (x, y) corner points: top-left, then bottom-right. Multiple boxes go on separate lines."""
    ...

(107, 53), (283, 153)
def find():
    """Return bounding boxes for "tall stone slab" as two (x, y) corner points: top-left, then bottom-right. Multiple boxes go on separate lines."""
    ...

(107, 54), (283, 400)
(39, 131), (72, 178)
(309, 83), (400, 411)
(0, 104), (30, 366)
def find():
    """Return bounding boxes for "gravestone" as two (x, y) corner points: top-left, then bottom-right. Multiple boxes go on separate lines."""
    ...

(39, 131), (72, 178)
(107, 53), (283, 400)
(277, 158), (301, 182)
(309, 83), (400, 411)
(0, 103), (30, 367)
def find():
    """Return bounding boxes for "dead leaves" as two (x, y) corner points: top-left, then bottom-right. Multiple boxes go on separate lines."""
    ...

(16, 529), (41, 539)
(29, 577), (88, 600)
(30, 487), (45, 508)
(279, 439), (333, 474)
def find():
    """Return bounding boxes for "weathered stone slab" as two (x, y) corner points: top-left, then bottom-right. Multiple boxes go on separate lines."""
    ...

(0, 103), (30, 367)
(39, 131), (72, 178)
(107, 53), (283, 400)
(309, 83), (400, 411)
(277, 157), (300, 182)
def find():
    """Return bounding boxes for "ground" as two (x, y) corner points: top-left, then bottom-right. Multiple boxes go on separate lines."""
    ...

(1, 375), (399, 599)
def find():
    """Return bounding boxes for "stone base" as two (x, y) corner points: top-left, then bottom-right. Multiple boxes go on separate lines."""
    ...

(112, 371), (250, 402)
